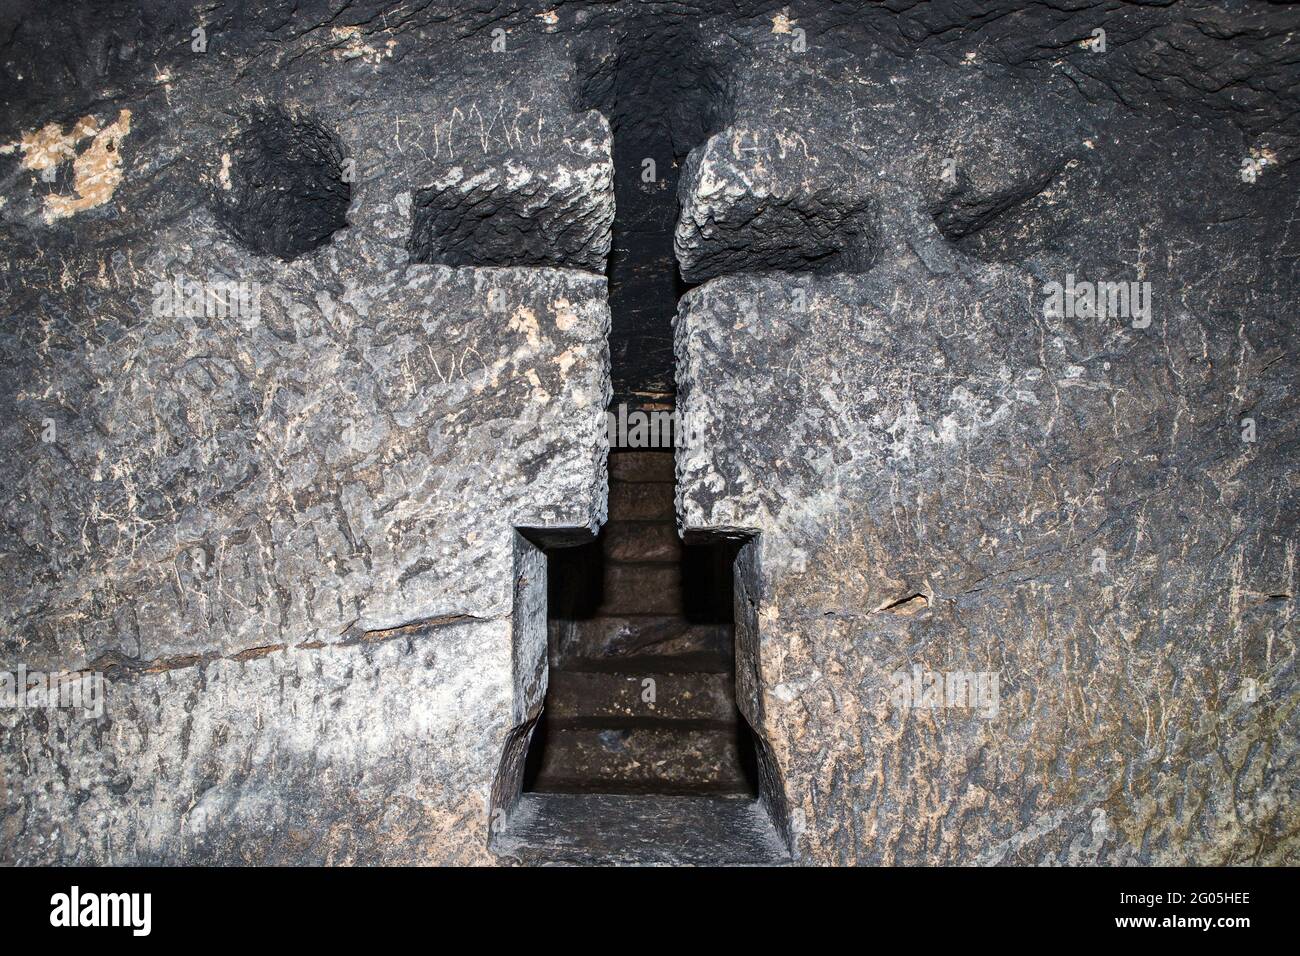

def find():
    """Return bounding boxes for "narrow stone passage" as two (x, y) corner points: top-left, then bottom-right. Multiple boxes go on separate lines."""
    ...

(525, 450), (756, 796)
(518, 16), (753, 799)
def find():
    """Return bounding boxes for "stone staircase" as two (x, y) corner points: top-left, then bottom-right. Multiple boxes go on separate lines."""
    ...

(526, 450), (756, 796)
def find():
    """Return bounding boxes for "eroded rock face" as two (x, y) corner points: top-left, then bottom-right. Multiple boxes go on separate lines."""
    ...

(408, 109), (613, 270)
(6, 261), (608, 667)
(8, 621), (515, 865)
(675, 30), (1298, 865)
(674, 125), (878, 282)
(679, 269), (1295, 865)
(0, 14), (611, 865)
(2, 248), (609, 863)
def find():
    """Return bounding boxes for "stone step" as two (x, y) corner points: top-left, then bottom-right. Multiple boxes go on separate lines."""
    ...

(601, 563), (682, 614)
(608, 451), (675, 483)
(492, 793), (789, 866)
(550, 615), (730, 666)
(545, 670), (736, 722)
(528, 723), (752, 795)
(603, 521), (682, 562)
(608, 481), (676, 521)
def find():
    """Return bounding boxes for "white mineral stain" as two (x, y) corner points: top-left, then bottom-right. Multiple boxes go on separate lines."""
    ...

(552, 347), (578, 377)
(525, 368), (550, 404)
(509, 306), (541, 348)
(552, 297), (579, 331)
(504, 161), (532, 191)
(329, 25), (396, 64)
(13, 109), (134, 223)
(12, 115), (98, 171)
(1249, 146), (1278, 177)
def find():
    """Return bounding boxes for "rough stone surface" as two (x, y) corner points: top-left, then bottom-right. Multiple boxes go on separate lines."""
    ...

(675, 29), (1298, 865)
(0, 11), (611, 865)
(674, 124), (878, 282)
(407, 108), (613, 270)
